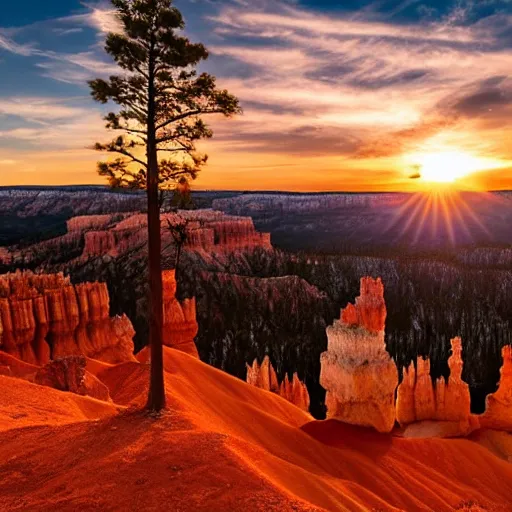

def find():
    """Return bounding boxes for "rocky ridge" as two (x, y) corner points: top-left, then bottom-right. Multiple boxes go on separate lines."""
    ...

(1, 210), (272, 265)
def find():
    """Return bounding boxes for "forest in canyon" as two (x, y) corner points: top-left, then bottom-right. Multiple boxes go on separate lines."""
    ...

(1, 187), (511, 419)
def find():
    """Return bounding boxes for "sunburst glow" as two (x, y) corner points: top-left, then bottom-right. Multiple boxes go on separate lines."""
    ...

(418, 152), (481, 183)
(405, 150), (508, 186)
(384, 188), (494, 247)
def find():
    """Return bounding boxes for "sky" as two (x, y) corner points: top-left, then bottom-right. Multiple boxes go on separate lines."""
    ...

(0, 0), (511, 192)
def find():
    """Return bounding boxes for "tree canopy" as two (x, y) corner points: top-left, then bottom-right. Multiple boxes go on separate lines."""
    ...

(89, 0), (241, 192)
(89, 0), (241, 412)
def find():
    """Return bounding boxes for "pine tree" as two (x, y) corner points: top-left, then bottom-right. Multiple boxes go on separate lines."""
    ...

(89, 0), (240, 412)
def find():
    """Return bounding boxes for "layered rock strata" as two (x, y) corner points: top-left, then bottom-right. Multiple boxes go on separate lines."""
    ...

(0, 271), (136, 365)
(71, 210), (271, 260)
(320, 277), (398, 433)
(2, 209), (272, 265)
(246, 356), (310, 412)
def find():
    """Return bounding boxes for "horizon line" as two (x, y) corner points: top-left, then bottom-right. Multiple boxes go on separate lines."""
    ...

(1, 184), (511, 195)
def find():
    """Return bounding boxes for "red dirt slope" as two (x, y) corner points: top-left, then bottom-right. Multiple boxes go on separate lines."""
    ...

(1, 348), (512, 511)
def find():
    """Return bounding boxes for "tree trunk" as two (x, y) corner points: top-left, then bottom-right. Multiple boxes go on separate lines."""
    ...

(146, 38), (166, 412)
(175, 242), (182, 282)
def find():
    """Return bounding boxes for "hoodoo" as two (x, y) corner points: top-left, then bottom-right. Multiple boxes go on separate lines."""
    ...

(162, 270), (199, 358)
(320, 277), (398, 433)
(396, 337), (475, 435)
(246, 355), (310, 412)
(481, 345), (512, 431)
(0, 271), (136, 365)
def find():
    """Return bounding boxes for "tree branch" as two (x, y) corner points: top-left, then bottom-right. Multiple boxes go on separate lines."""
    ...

(99, 145), (148, 168)
(156, 110), (202, 132)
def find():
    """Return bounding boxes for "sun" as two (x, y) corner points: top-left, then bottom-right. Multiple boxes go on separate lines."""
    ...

(415, 151), (484, 183)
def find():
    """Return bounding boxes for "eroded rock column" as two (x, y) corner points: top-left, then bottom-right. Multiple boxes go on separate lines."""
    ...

(320, 277), (398, 433)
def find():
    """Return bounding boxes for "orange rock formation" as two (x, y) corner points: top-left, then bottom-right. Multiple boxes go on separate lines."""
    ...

(246, 356), (310, 412)
(481, 345), (512, 431)
(320, 277), (398, 433)
(34, 355), (111, 402)
(340, 277), (387, 333)
(3, 210), (272, 265)
(69, 210), (271, 260)
(396, 337), (476, 435)
(2, 347), (512, 511)
(0, 271), (136, 365)
(162, 270), (199, 358)
(66, 214), (122, 232)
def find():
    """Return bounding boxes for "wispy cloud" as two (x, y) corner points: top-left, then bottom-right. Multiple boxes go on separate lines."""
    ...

(0, 0), (511, 190)
(61, 4), (122, 35)
(52, 28), (84, 36)
(0, 4), (119, 84)
(0, 31), (38, 56)
(0, 97), (90, 122)
(202, 0), (512, 173)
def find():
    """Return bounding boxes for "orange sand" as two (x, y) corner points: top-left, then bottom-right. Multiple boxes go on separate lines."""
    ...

(1, 347), (512, 511)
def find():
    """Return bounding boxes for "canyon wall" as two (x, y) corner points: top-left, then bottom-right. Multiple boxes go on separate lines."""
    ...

(212, 191), (512, 251)
(0, 271), (136, 365)
(320, 277), (398, 433)
(0, 188), (145, 217)
(246, 356), (310, 412)
(213, 193), (403, 215)
(57, 210), (271, 261)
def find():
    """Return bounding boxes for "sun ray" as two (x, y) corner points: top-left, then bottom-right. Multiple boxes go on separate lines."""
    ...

(439, 192), (455, 245)
(385, 192), (424, 236)
(430, 190), (440, 240)
(399, 193), (429, 240)
(413, 192), (434, 245)
(446, 192), (473, 244)
(457, 193), (492, 239)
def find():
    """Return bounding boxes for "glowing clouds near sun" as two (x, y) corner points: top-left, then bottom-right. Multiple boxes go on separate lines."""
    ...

(404, 150), (509, 185)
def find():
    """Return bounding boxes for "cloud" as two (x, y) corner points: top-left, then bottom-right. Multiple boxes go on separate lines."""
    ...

(1, 0), (511, 190)
(0, 109), (106, 151)
(0, 31), (38, 56)
(62, 4), (122, 35)
(456, 88), (511, 114)
(35, 51), (119, 84)
(199, 0), (512, 170)
(0, 97), (89, 122)
(211, 4), (480, 43)
(52, 28), (84, 36)
(0, 4), (120, 84)
(0, 96), (106, 153)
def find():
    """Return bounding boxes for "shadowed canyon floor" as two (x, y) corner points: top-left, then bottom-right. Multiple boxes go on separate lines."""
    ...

(1, 348), (512, 511)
